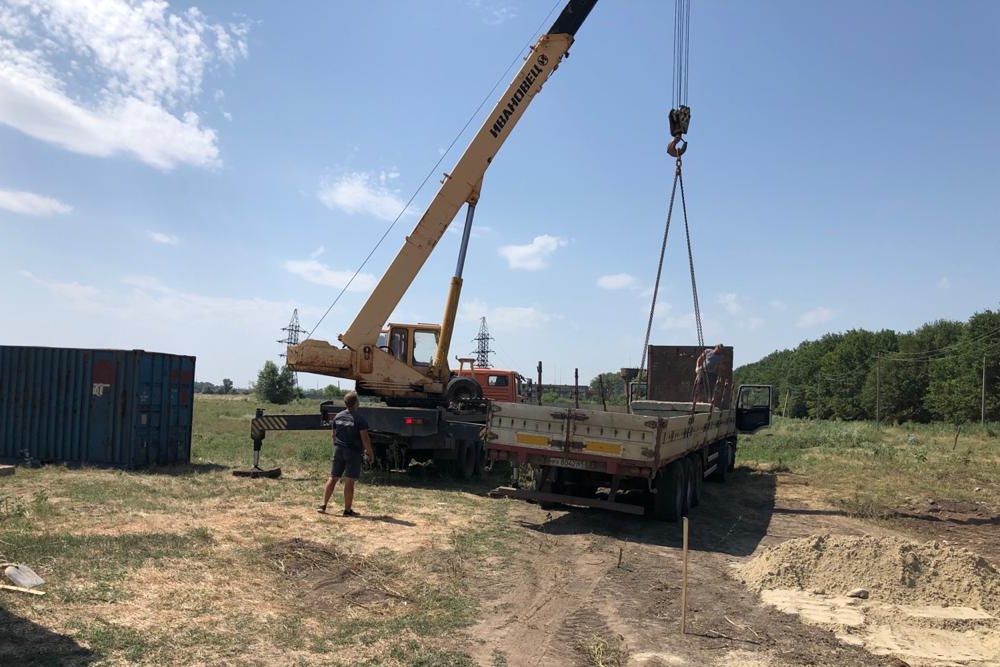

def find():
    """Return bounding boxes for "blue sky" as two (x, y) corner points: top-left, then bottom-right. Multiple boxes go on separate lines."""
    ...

(2, 0), (998, 388)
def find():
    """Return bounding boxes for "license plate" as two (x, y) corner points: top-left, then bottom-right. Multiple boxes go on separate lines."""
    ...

(547, 457), (601, 471)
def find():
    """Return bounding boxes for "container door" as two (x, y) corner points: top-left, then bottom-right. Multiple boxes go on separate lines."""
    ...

(736, 385), (772, 434)
(87, 353), (119, 463)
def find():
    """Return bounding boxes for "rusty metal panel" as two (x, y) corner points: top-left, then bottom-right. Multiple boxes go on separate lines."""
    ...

(646, 345), (734, 403)
(0, 346), (194, 468)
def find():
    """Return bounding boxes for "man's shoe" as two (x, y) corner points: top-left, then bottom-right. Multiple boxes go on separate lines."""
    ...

(342, 508), (360, 517)
(316, 504), (327, 514)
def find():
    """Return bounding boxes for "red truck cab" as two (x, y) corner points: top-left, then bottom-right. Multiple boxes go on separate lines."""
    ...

(455, 357), (530, 403)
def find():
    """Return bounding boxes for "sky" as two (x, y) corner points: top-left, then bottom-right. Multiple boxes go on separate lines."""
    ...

(1, 0), (998, 389)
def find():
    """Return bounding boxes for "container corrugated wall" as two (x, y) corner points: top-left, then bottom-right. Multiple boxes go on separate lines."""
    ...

(0, 346), (195, 468)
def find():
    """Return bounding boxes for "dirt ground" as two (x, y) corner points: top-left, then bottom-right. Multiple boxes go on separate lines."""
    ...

(466, 469), (1000, 667)
(4, 465), (998, 666)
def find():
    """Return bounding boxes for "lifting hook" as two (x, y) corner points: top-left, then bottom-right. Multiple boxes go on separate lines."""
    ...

(668, 136), (687, 158)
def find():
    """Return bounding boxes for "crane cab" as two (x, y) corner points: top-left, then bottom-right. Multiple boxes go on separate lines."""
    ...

(377, 323), (442, 374)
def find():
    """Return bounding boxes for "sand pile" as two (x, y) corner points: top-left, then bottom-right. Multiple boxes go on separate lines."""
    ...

(738, 534), (1000, 613)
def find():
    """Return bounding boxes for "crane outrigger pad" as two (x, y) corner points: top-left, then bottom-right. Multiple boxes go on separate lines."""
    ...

(232, 466), (281, 479)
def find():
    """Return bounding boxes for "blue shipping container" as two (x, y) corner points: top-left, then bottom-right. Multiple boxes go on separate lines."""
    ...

(0, 346), (195, 468)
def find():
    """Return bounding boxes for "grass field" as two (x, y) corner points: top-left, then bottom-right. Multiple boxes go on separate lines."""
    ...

(1, 395), (514, 666)
(1, 396), (998, 665)
(738, 416), (1000, 517)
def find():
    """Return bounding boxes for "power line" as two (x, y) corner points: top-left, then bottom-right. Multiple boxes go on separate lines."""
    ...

(306, 2), (566, 340)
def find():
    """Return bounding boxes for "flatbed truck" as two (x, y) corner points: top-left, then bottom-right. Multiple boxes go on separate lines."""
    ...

(485, 345), (772, 520)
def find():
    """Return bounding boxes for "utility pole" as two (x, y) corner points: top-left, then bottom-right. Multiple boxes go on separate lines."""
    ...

(875, 353), (881, 431)
(783, 388), (790, 419)
(982, 355), (987, 425)
(816, 374), (821, 420)
(536, 361), (543, 406)
(574, 368), (580, 408)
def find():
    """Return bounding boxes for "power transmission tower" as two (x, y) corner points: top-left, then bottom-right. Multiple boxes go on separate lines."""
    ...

(471, 317), (494, 368)
(278, 309), (306, 361)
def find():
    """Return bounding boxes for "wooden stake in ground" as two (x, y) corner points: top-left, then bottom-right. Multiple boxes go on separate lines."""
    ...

(681, 516), (689, 634)
(0, 584), (45, 596)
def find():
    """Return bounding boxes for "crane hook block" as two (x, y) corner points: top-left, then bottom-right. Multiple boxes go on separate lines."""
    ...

(668, 136), (687, 158)
(669, 105), (691, 138)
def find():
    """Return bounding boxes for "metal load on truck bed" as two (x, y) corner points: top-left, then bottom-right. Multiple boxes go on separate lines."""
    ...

(485, 400), (737, 478)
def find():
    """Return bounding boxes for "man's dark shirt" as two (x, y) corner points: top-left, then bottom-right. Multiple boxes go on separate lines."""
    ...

(333, 408), (368, 452)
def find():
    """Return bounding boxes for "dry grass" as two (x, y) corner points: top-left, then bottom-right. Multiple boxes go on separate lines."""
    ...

(0, 395), (511, 666)
(576, 633), (629, 667)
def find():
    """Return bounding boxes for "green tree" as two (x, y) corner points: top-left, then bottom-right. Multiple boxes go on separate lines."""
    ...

(221, 378), (234, 395)
(869, 320), (963, 423)
(255, 361), (296, 404)
(323, 384), (347, 398)
(927, 310), (1000, 423)
(589, 372), (626, 405)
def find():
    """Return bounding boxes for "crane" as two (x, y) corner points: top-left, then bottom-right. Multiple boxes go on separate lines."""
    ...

(286, 0), (598, 406)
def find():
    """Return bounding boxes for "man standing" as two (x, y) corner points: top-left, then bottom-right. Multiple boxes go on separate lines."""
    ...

(318, 391), (375, 517)
(695, 344), (725, 405)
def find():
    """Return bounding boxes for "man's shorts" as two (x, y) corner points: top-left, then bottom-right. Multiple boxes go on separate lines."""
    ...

(332, 446), (362, 479)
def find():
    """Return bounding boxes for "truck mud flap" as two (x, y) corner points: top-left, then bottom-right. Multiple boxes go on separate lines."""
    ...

(488, 486), (644, 516)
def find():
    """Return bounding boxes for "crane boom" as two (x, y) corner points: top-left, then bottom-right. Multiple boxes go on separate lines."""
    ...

(341, 0), (596, 350)
(287, 0), (597, 402)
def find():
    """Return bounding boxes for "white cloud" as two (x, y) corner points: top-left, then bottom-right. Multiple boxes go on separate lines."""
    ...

(597, 273), (637, 290)
(718, 293), (745, 316)
(21, 271), (300, 326)
(769, 299), (787, 310)
(0, 188), (72, 216)
(0, 0), (248, 170)
(742, 316), (765, 331)
(447, 224), (493, 239)
(284, 259), (377, 293)
(659, 311), (699, 332)
(14, 270), (327, 384)
(938, 277), (951, 289)
(318, 172), (407, 221)
(466, 0), (517, 24)
(460, 299), (553, 331)
(310, 246), (326, 259)
(498, 234), (566, 270)
(19, 269), (103, 309)
(797, 306), (835, 328)
(148, 231), (179, 245)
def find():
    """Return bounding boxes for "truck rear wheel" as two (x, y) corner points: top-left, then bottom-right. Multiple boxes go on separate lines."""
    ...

(710, 441), (730, 482)
(652, 461), (686, 522)
(451, 439), (477, 480)
(686, 456), (703, 508)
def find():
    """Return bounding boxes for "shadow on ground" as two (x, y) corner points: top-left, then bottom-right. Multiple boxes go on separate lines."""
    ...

(0, 606), (96, 666)
(514, 468), (778, 557)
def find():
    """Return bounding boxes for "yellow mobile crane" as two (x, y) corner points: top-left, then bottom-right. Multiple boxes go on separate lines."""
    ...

(238, 0), (598, 478)
(287, 0), (598, 407)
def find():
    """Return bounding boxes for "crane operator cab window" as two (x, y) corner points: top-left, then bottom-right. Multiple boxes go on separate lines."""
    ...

(411, 330), (438, 367)
(388, 328), (408, 363)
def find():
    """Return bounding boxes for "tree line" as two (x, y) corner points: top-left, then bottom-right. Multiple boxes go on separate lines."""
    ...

(733, 309), (1000, 424)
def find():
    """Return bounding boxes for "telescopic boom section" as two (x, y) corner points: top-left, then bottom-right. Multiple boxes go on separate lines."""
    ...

(286, 0), (596, 395)
(338, 0), (597, 353)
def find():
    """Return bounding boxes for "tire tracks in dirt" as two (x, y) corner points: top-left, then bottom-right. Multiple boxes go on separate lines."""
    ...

(465, 472), (906, 667)
(467, 524), (616, 666)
